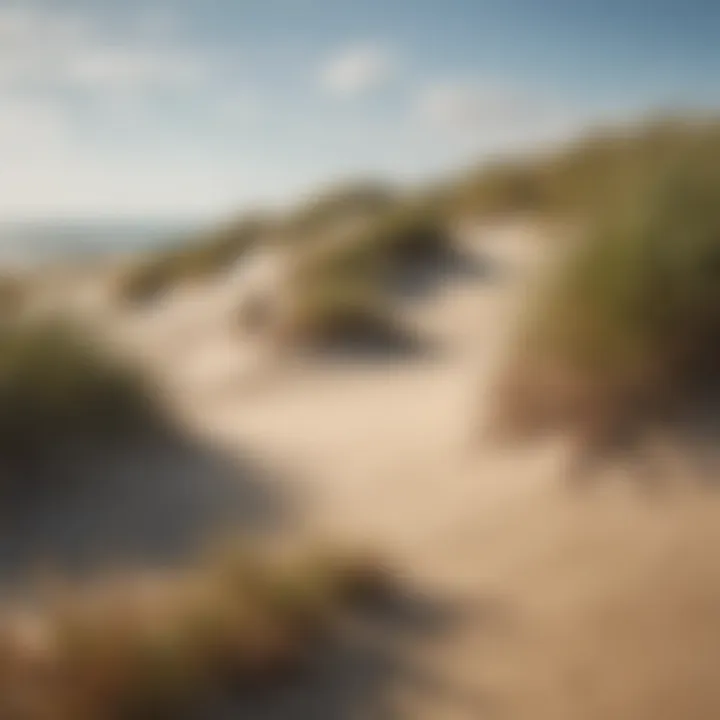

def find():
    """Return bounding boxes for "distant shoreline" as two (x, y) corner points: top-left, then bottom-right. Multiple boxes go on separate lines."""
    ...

(0, 218), (204, 268)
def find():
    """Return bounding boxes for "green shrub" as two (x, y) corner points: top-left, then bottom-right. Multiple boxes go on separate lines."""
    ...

(284, 278), (402, 347)
(298, 201), (448, 286)
(0, 318), (162, 487)
(267, 198), (445, 347)
(356, 203), (449, 269)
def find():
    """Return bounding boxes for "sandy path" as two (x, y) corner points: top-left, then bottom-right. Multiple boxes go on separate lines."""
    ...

(196, 223), (549, 546)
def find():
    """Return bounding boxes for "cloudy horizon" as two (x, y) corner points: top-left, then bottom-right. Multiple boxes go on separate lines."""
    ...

(0, 0), (717, 220)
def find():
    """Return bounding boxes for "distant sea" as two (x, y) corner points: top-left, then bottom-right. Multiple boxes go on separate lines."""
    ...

(0, 219), (204, 268)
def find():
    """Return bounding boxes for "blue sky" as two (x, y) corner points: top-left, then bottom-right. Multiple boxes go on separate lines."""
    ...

(0, 0), (717, 219)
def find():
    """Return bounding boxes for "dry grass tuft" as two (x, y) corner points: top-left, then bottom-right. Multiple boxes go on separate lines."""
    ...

(118, 216), (268, 305)
(492, 128), (720, 454)
(0, 542), (392, 720)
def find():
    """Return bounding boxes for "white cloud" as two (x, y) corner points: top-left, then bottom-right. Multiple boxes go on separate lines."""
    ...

(66, 48), (204, 92)
(319, 44), (395, 98)
(0, 5), (208, 96)
(417, 81), (530, 133)
(0, 4), (253, 217)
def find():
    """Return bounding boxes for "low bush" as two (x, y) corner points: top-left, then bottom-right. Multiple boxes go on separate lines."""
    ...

(0, 318), (163, 490)
(0, 543), (391, 720)
(356, 203), (449, 271)
(278, 204), (442, 347)
(282, 278), (404, 348)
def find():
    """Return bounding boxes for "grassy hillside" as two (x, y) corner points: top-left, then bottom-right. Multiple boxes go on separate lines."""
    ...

(119, 180), (453, 347)
(279, 181), (397, 238)
(119, 115), (720, 362)
(453, 116), (720, 219)
(118, 214), (270, 304)
(492, 116), (720, 451)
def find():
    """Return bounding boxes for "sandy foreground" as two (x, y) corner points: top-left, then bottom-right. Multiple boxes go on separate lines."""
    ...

(15, 221), (720, 719)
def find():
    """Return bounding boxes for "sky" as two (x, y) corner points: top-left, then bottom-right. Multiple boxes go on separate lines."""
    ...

(0, 0), (718, 219)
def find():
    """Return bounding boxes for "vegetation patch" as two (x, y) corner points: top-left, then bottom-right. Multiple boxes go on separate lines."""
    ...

(277, 203), (446, 349)
(492, 129), (720, 451)
(0, 318), (164, 492)
(118, 216), (269, 304)
(280, 181), (396, 239)
(453, 116), (720, 221)
(282, 278), (408, 350)
(0, 543), (391, 720)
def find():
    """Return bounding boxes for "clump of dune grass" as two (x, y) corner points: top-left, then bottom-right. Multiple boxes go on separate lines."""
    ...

(119, 216), (268, 304)
(225, 201), (443, 351)
(276, 208), (438, 348)
(335, 202), (450, 281)
(492, 139), (720, 451)
(282, 181), (396, 238)
(281, 277), (408, 349)
(0, 543), (391, 720)
(0, 317), (163, 491)
(454, 116), (720, 221)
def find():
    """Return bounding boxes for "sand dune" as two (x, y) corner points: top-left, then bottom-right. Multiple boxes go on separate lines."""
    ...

(11, 219), (720, 718)
(205, 220), (720, 720)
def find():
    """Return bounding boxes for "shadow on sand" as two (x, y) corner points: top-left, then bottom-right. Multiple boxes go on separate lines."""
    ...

(0, 425), (298, 591)
(386, 245), (503, 302)
(306, 320), (437, 363)
(214, 586), (506, 720)
(564, 390), (720, 494)
(302, 247), (498, 365)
